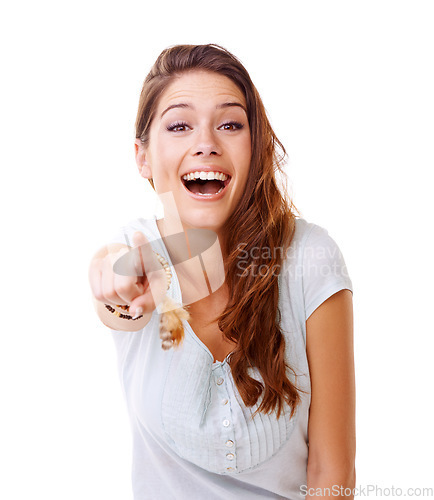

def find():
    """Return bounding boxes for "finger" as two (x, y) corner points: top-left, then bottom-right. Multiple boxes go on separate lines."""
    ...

(129, 292), (157, 318)
(129, 262), (167, 317)
(132, 230), (149, 249)
(125, 231), (168, 317)
(131, 231), (162, 277)
(105, 244), (130, 268)
(113, 272), (145, 304)
(89, 258), (104, 302)
(110, 232), (153, 279)
(101, 256), (127, 306)
(132, 231), (150, 277)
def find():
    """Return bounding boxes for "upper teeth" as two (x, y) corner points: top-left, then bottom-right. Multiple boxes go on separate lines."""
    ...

(182, 171), (228, 181)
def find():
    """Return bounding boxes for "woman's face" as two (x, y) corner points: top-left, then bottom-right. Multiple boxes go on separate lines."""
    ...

(136, 70), (252, 236)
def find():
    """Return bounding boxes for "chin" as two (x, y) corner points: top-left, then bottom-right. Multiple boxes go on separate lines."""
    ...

(181, 212), (225, 235)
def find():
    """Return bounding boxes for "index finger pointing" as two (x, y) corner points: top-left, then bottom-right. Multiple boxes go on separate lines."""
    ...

(132, 231), (149, 277)
(112, 232), (160, 278)
(131, 231), (162, 278)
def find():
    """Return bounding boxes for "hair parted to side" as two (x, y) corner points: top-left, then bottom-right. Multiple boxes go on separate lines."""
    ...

(135, 44), (303, 419)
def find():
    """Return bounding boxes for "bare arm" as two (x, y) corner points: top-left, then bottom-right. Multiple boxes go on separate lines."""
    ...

(305, 289), (356, 499)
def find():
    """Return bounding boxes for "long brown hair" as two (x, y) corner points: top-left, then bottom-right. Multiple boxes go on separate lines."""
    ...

(135, 44), (302, 419)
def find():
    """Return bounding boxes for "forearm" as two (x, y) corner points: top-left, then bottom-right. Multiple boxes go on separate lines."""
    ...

(305, 467), (356, 500)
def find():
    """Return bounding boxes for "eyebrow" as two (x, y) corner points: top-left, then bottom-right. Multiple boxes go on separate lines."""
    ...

(160, 102), (247, 118)
(217, 102), (247, 114)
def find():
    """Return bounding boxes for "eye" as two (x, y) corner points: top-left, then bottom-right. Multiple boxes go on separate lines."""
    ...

(166, 121), (190, 132)
(219, 121), (244, 131)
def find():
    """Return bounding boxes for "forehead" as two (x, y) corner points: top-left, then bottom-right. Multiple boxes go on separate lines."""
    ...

(157, 70), (246, 111)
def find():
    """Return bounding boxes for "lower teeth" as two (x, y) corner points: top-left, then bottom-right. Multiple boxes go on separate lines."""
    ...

(194, 186), (224, 196)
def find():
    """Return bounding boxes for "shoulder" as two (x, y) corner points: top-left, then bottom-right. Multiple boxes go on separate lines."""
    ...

(282, 217), (353, 323)
(109, 216), (159, 246)
(284, 217), (346, 273)
(291, 217), (338, 252)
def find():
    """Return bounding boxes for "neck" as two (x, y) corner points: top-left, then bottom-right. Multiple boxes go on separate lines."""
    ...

(156, 217), (227, 307)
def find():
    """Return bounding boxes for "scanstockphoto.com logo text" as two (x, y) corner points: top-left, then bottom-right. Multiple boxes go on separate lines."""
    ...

(300, 484), (434, 497)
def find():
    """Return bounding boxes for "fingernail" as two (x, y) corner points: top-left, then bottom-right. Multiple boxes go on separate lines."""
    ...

(133, 307), (143, 319)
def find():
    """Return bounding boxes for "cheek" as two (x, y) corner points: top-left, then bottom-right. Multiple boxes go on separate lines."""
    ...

(238, 135), (252, 175)
(153, 135), (185, 168)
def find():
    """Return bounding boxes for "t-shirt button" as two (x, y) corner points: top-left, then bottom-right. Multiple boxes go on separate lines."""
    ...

(216, 377), (224, 385)
(222, 419), (230, 427)
(226, 453), (235, 461)
(225, 440), (234, 448)
(226, 467), (234, 471)
(221, 398), (228, 405)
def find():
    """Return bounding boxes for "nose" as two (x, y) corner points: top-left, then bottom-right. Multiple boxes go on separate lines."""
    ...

(192, 128), (221, 157)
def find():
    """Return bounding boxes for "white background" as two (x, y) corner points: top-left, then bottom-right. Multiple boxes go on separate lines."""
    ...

(1, 1), (433, 498)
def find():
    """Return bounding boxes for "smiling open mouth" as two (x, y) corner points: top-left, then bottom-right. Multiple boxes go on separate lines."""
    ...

(181, 172), (231, 196)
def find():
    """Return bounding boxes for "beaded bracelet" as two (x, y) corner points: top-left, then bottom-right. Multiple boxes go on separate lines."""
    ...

(104, 303), (143, 320)
(104, 250), (189, 350)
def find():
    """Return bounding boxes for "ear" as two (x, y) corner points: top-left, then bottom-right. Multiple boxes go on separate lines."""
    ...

(135, 139), (152, 179)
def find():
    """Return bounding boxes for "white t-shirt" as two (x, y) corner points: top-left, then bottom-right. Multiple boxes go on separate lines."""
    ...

(108, 215), (353, 500)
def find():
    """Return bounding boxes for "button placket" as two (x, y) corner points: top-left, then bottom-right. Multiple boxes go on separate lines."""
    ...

(214, 366), (237, 473)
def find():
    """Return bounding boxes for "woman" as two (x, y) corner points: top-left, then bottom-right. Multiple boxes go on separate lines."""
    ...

(89, 44), (355, 500)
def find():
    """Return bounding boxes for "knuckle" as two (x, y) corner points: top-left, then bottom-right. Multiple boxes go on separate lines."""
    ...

(94, 291), (104, 302)
(103, 289), (117, 303)
(116, 282), (133, 297)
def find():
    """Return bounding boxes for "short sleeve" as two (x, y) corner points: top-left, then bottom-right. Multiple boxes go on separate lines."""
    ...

(302, 224), (353, 321)
(108, 218), (148, 247)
